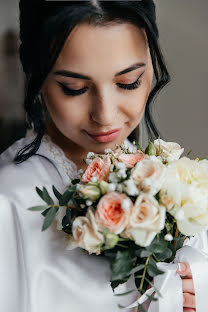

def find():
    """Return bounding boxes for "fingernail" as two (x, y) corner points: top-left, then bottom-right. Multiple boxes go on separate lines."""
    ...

(177, 263), (186, 275)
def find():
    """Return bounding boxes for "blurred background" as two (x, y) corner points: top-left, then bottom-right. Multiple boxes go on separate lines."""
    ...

(0, 0), (207, 158)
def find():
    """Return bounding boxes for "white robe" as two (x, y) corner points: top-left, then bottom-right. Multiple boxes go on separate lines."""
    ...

(0, 130), (208, 312)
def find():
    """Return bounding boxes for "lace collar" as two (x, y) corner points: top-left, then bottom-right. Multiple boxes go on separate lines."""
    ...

(25, 128), (136, 180)
(25, 129), (79, 181)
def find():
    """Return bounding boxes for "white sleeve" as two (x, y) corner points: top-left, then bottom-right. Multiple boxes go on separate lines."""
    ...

(0, 194), (28, 311)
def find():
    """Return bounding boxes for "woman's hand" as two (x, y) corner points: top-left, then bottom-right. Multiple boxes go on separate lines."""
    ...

(177, 262), (196, 312)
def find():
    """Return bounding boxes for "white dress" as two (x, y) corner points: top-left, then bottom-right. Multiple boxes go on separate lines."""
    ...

(0, 129), (208, 312)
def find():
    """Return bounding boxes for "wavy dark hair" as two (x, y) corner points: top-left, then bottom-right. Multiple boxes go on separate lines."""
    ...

(14, 0), (170, 164)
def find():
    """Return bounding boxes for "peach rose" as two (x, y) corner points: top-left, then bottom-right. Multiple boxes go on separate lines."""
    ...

(81, 155), (111, 183)
(130, 157), (166, 195)
(116, 150), (146, 168)
(95, 191), (133, 234)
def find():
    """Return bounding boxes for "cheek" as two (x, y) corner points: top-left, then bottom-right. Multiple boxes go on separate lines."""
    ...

(43, 85), (87, 131)
(127, 78), (152, 122)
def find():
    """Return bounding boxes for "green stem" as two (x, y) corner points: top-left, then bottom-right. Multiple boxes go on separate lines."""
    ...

(134, 256), (150, 312)
(117, 243), (128, 248)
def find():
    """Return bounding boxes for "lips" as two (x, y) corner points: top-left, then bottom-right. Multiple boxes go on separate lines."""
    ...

(88, 128), (121, 136)
(87, 128), (122, 143)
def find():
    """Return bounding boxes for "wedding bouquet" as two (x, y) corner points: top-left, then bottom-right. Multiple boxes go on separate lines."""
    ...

(28, 137), (208, 311)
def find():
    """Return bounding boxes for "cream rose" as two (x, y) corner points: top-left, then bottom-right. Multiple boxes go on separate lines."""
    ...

(154, 139), (184, 162)
(130, 157), (167, 195)
(159, 157), (208, 235)
(121, 193), (166, 247)
(95, 191), (133, 234)
(65, 207), (104, 255)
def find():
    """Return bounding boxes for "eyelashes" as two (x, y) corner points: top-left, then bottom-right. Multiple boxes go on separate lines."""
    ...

(58, 71), (144, 96)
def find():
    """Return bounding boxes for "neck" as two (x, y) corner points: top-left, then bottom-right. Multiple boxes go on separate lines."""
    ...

(45, 121), (89, 171)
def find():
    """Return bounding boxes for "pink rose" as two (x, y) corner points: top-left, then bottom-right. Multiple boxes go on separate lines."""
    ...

(95, 191), (133, 234)
(81, 155), (111, 183)
(117, 150), (145, 168)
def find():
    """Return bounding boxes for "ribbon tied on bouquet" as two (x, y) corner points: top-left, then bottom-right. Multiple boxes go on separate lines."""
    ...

(125, 245), (208, 312)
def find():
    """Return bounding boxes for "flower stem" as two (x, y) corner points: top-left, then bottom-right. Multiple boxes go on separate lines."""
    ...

(134, 256), (150, 312)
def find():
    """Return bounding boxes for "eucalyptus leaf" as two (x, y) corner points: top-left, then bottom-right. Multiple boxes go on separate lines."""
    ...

(71, 179), (80, 185)
(41, 207), (51, 217)
(41, 207), (57, 231)
(140, 250), (152, 258)
(28, 205), (48, 211)
(176, 236), (185, 251)
(59, 189), (74, 206)
(147, 263), (165, 277)
(147, 241), (168, 253)
(52, 185), (62, 200)
(154, 248), (173, 261)
(111, 249), (137, 282)
(130, 264), (145, 275)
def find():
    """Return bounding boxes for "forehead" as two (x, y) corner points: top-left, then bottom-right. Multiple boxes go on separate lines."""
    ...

(54, 22), (149, 75)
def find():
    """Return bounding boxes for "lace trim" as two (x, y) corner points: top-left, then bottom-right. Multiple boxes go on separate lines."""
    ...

(25, 129), (79, 179)
(25, 128), (135, 179)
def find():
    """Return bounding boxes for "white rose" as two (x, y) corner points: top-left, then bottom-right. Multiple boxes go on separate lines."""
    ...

(130, 158), (167, 196)
(65, 207), (104, 255)
(159, 157), (208, 235)
(154, 139), (184, 162)
(121, 193), (166, 247)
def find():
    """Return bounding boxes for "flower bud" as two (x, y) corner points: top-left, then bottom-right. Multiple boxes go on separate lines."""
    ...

(104, 232), (119, 250)
(79, 185), (101, 201)
(145, 140), (156, 156)
(99, 180), (109, 195)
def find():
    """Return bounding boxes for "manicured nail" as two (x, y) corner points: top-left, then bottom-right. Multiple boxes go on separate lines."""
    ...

(177, 263), (186, 275)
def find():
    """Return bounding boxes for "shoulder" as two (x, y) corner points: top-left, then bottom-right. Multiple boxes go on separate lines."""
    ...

(0, 137), (63, 201)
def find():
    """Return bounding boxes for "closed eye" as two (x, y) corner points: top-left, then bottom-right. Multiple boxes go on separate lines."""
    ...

(58, 71), (145, 96)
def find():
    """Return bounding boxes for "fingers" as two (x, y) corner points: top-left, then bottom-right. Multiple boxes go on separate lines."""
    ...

(183, 293), (196, 309)
(177, 262), (193, 278)
(182, 279), (195, 294)
(183, 309), (195, 312)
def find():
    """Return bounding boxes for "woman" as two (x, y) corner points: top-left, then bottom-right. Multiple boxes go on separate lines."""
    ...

(0, 1), (204, 311)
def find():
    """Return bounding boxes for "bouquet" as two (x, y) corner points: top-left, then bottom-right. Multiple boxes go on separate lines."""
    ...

(28, 137), (208, 311)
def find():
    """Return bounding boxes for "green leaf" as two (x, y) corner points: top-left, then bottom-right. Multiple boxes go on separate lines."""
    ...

(36, 186), (54, 205)
(130, 264), (145, 275)
(52, 185), (62, 200)
(147, 263), (165, 277)
(147, 241), (168, 253)
(154, 248), (172, 261)
(140, 250), (152, 258)
(41, 207), (51, 216)
(111, 249), (137, 282)
(176, 236), (185, 251)
(59, 189), (74, 206)
(71, 179), (80, 185)
(62, 207), (72, 228)
(28, 205), (48, 211)
(41, 207), (57, 231)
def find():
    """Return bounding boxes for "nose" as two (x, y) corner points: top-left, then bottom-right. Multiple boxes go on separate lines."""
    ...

(89, 90), (117, 126)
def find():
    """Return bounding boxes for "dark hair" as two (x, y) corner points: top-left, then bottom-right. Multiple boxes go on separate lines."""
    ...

(14, 0), (170, 164)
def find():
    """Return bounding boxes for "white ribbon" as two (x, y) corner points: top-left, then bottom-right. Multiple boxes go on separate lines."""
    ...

(125, 244), (208, 311)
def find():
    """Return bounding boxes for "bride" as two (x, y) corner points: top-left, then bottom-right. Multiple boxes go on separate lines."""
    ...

(0, 1), (205, 311)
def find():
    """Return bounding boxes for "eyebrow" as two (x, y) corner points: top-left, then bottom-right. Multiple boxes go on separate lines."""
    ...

(53, 62), (146, 80)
